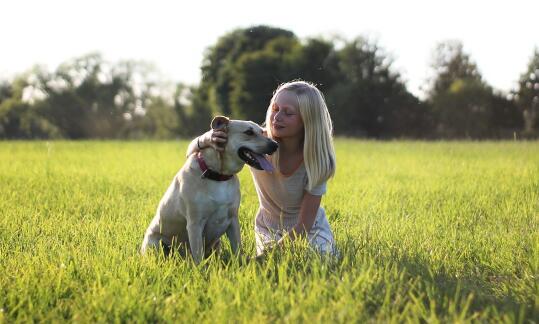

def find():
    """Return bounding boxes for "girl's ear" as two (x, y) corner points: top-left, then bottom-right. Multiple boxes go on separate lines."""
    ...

(211, 116), (230, 130)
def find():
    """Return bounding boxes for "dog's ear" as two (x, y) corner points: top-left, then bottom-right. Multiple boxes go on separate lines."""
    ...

(211, 116), (230, 130)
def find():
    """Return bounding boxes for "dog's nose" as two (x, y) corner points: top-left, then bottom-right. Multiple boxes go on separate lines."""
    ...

(269, 140), (278, 153)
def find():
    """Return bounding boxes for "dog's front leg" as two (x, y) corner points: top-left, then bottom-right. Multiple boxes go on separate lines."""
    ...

(226, 212), (241, 255)
(186, 220), (205, 264)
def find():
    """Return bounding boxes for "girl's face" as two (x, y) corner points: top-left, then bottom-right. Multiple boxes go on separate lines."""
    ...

(269, 90), (304, 139)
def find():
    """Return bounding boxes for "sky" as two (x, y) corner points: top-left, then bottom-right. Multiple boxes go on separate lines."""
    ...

(1, 0), (538, 98)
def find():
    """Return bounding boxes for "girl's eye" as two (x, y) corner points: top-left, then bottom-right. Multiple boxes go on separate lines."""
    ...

(244, 129), (255, 136)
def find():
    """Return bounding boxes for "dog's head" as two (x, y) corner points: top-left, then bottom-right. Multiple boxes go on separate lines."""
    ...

(211, 116), (278, 172)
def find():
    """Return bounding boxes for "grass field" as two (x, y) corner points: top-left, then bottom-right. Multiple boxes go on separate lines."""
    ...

(1, 140), (538, 322)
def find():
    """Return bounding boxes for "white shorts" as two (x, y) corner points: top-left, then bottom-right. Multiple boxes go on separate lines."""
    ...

(254, 207), (336, 256)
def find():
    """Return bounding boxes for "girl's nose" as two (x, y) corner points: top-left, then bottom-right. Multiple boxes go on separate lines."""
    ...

(273, 110), (283, 122)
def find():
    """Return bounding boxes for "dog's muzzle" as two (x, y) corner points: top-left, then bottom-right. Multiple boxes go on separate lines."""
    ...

(238, 141), (278, 171)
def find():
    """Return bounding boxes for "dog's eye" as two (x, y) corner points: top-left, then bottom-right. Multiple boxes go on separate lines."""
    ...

(244, 129), (255, 136)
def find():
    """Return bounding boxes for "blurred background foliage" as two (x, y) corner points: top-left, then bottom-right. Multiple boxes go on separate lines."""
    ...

(1, 25), (537, 139)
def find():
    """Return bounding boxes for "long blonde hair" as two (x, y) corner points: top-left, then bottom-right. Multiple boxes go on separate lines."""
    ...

(265, 80), (336, 190)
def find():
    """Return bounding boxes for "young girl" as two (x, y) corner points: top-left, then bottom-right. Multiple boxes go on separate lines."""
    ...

(187, 80), (337, 256)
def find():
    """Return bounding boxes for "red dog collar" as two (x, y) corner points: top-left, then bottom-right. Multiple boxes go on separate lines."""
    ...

(195, 152), (233, 181)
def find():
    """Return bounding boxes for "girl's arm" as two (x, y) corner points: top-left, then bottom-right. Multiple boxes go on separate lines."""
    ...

(281, 192), (322, 242)
(253, 192), (321, 260)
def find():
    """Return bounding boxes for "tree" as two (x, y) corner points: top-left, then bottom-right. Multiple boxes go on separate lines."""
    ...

(426, 41), (512, 138)
(32, 53), (134, 138)
(200, 29), (425, 137)
(0, 75), (60, 139)
(489, 91), (522, 138)
(427, 41), (483, 98)
(229, 35), (343, 123)
(175, 83), (212, 137)
(199, 25), (297, 118)
(1, 54), (191, 139)
(290, 38), (340, 94)
(229, 36), (302, 122)
(0, 81), (12, 104)
(430, 78), (494, 138)
(127, 96), (179, 139)
(515, 48), (539, 135)
(326, 37), (426, 137)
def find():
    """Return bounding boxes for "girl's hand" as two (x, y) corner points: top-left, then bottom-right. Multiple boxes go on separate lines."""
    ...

(199, 129), (228, 152)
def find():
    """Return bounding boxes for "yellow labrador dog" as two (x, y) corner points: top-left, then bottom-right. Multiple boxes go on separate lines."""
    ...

(141, 116), (278, 263)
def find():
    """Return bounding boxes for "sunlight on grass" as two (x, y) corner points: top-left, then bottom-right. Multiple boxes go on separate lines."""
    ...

(1, 140), (538, 321)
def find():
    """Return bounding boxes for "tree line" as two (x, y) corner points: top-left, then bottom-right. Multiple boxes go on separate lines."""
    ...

(1, 25), (538, 140)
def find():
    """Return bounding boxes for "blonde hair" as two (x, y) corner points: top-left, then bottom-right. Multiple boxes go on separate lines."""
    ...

(265, 80), (336, 190)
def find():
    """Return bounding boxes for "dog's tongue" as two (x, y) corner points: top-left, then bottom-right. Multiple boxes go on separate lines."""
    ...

(252, 152), (274, 172)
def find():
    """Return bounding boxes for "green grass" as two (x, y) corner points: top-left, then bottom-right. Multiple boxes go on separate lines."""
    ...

(1, 140), (538, 322)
